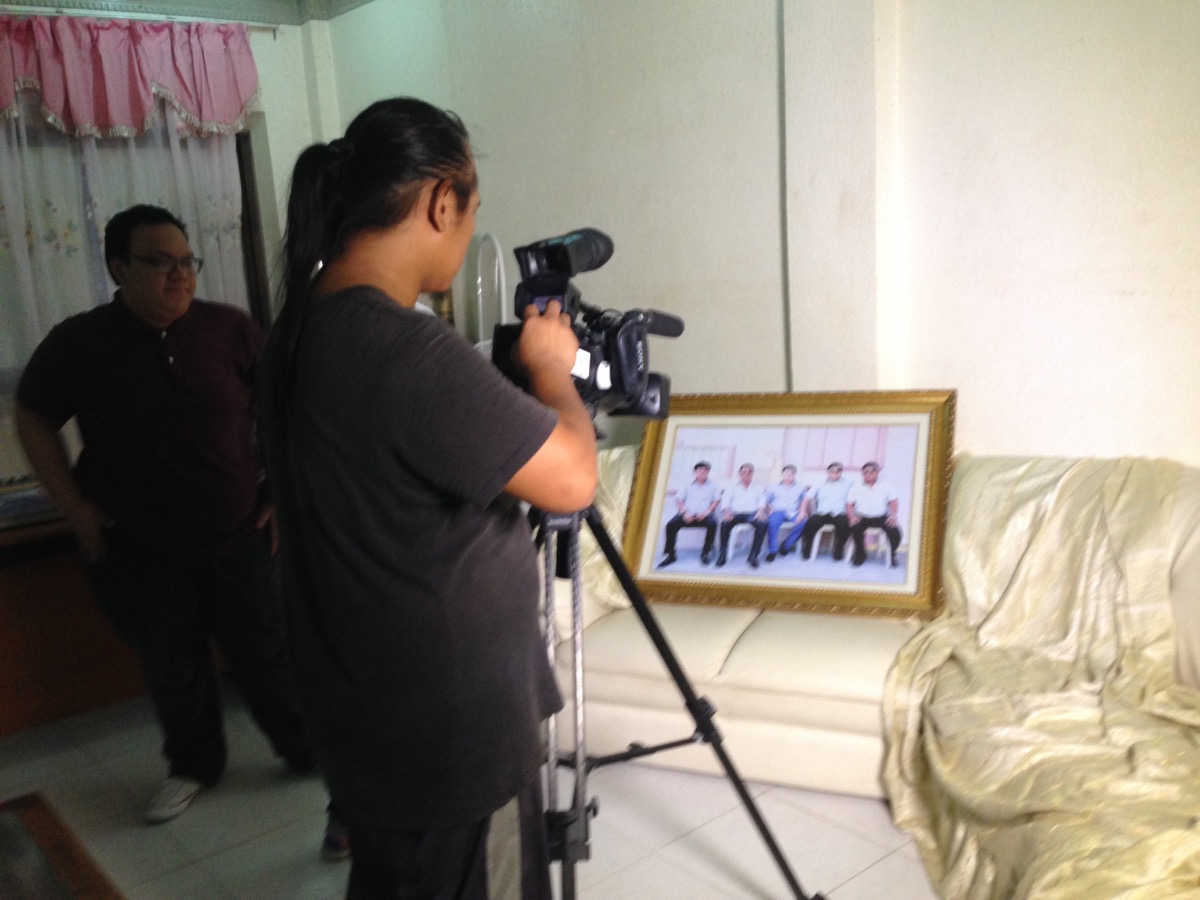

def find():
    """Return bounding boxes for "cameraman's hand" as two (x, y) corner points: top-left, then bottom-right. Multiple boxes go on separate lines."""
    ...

(514, 300), (579, 378)
(504, 299), (597, 514)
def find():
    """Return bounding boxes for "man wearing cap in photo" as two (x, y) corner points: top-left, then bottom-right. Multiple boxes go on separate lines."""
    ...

(658, 460), (721, 567)
(764, 464), (807, 562)
(846, 461), (902, 567)
(795, 461), (852, 561)
(716, 462), (769, 568)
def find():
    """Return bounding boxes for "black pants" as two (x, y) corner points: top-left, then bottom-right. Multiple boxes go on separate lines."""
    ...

(799, 514), (850, 560)
(85, 531), (311, 784)
(849, 516), (902, 564)
(662, 514), (717, 556)
(346, 775), (552, 900)
(718, 513), (766, 560)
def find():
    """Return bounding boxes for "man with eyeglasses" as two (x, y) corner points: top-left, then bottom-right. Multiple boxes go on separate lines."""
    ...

(14, 205), (340, 847)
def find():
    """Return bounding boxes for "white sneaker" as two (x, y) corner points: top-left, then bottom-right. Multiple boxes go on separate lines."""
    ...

(144, 776), (202, 824)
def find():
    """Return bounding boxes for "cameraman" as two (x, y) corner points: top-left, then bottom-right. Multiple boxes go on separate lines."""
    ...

(260, 97), (596, 899)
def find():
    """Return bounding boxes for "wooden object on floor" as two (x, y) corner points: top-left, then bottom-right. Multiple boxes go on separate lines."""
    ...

(0, 792), (122, 899)
(0, 525), (143, 738)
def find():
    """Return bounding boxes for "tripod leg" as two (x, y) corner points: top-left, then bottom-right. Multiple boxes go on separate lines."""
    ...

(539, 513), (594, 900)
(541, 527), (560, 817)
(583, 507), (822, 900)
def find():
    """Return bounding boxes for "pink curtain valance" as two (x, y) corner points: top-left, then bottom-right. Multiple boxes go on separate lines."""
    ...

(0, 15), (259, 138)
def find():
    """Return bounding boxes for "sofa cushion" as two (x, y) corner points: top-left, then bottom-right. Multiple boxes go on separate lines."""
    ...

(717, 610), (918, 703)
(560, 603), (915, 736)
(579, 603), (761, 682)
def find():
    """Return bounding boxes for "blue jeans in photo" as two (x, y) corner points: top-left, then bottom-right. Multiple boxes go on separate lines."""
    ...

(766, 511), (805, 554)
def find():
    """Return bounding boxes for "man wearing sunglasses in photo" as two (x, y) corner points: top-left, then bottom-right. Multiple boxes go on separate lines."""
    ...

(15, 205), (342, 853)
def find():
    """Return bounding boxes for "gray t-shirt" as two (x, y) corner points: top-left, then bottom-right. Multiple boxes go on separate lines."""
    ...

(261, 286), (562, 830)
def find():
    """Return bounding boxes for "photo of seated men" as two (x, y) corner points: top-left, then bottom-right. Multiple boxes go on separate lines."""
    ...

(846, 461), (903, 567)
(658, 460), (721, 567)
(763, 464), (807, 562)
(645, 423), (918, 585)
(716, 463), (768, 568)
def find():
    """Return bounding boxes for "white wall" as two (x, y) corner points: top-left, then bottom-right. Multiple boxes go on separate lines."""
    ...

(249, 0), (1200, 465)
(892, 2), (1200, 463)
(324, 0), (789, 395)
(785, 1), (880, 391)
(248, 21), (341, 296)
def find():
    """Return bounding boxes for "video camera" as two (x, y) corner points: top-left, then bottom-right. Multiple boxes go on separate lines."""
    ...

(491, 228), (682, 418)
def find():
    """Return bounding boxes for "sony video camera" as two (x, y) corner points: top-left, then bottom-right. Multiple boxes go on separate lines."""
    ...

(491, 228), (682, 418)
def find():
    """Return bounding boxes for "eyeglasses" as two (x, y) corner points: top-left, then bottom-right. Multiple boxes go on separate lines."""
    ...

(130, 254), (204, 275)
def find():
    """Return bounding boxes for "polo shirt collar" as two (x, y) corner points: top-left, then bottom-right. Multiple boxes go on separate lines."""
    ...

(112, 289), (196, 335)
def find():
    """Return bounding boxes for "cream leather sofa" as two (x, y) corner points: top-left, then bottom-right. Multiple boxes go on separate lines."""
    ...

(550, 445), (920, 798)
(552, 448), (1200, 810)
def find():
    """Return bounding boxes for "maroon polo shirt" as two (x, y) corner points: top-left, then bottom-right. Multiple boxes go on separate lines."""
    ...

(17, 294), (264, 558)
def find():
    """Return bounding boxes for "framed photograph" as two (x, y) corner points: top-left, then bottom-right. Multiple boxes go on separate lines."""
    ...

(624, 390), (956, 619)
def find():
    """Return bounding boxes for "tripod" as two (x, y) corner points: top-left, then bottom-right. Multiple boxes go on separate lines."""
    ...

(536, 506), (824, 900)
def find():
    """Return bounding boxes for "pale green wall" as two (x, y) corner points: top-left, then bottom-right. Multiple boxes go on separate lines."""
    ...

(249, 0), (1200, 465)
(323, 0), (790, 396)
(784, 1), (879, 391)
(249, 21), (341, 293)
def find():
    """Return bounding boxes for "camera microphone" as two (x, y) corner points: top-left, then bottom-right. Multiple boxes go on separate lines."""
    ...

(637, 310), (685, 339)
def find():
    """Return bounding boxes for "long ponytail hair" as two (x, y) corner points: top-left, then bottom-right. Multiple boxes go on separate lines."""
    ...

(269, 97), (475, 414)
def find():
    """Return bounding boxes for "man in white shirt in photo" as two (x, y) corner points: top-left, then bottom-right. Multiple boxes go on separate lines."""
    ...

(846, 461), (902, 567)
(658, 461), (721, 567)
(795, 461), (852, 561)
(717, 462), (768, 568)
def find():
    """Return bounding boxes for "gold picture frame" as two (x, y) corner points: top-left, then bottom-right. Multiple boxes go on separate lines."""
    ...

(624, 390), (956, 619)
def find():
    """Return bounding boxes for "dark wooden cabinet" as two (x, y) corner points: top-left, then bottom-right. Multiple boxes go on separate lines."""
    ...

(0, 524), (144, 737)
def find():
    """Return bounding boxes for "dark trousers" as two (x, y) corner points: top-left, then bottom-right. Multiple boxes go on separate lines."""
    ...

(85, 531), (311, 784)
(849, 516), (902, 563)
(718, 513), (766, 560)
(799, 514), (850, 560)
(346, 775), (552, 900)
(662, 514), (716, 555)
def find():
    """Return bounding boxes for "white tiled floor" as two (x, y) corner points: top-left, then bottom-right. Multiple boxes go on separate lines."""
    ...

(0, 692), (939, 899)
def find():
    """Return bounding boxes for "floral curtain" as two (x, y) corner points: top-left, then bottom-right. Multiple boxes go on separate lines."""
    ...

(0, 15), (259, 380)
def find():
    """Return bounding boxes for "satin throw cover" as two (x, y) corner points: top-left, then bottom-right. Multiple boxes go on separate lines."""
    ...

(883, 455), (1200, 898)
